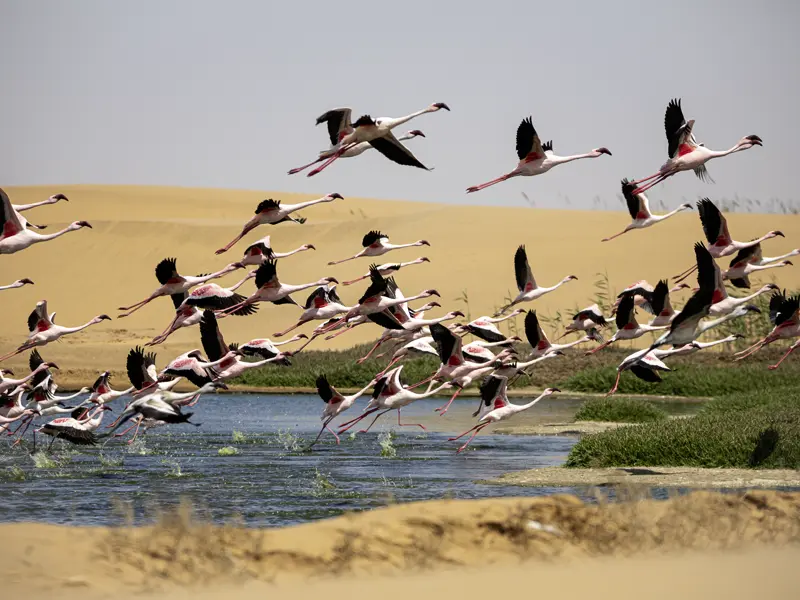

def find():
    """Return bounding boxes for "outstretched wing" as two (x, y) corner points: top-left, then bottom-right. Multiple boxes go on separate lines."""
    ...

(316, 108), (353, 146)
(362, 230), (387, 248)
(155, 258), (180, 285)
(664, 98), (697, 159)
(369, 133), (429, 170)
(315, 374), (339, 403)
(514, 245), (535, 293)
(516, 117), (544, 161)
(430, 322), (462, 365)
(524, 310), (546, 349)
(255, 199), (281, 214)
(255, 260), (278, 289)
(199, 310), (228, 362)
(0, 187), (24, 240)
(697, 198), (731, 247)
(359, 265), (388, 304)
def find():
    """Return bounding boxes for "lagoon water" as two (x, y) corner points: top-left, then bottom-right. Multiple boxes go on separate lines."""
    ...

(0, 394), (702, 527)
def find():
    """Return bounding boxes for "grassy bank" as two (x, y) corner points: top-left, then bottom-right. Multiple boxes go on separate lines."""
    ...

(573, 398), (667, 423)
(565, 388), (800, 469)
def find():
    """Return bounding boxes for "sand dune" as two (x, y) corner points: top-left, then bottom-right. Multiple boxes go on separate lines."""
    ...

(1, 490), (798, 599)
(2, 184), (798, 377)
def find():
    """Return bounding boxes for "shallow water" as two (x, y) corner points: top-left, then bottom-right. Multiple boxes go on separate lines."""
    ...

(0, 394), (696, 527)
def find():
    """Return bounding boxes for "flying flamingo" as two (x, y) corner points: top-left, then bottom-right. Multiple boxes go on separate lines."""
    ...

(0, 359), (56, 395)
(557, 305), (608, 340)
(0, 301), (111, 362)
(342, 257), (430, 285)
(217, 260), (338, 316)
(328, 231), (430, 265)
(585, 294), (667, 355)
(619, 280), (681, 327)
(449, 376), (560, 453)
(147, 273), (258, 346)
(452, 309), (524, 343)
(302, 103), (450, 177)
(495, 245), (577, 315)
(37, 407), (109, 449)
(309, 374), (376, 447)
(724, 242), (797, 288)
(1, 188), (91, 255)
(611, 280), (691, 316)
(0, 278), (34, 291)
(524, 310), (600, 357)
(125, 346), (182, 399)
(239, 235), (316, 266)
(158, 349), (234, 387)
(601, 179), (692, 242)
(735, 291), (800, 363)
(630, 98), (762, 195)
(709, 282), (778, 317)
(673, 199), (783, 283)
(238, 334), (308, 365)
(215, 193), (343, 255)
(118, 258), (243, 317)
(289, 126), (426, 175)
(273, 284), (351, 338)
(465, 117), (610, 193)
(88, 371), (133, 405)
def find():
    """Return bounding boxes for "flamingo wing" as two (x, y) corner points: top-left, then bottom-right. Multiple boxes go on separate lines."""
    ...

(255, 260), (279, 289)
(650, 280), (671, 316)
(155, 258), (181, 285)
(664, 98), (698, 159)
(316, 108), (353, 146)
(629, 364), (664, 383)
(697, 199), (731, 246)
(369, 133), (429, 170)
(729, 244), (761, 269)
(359, 266), (388, 304)
(362, 230), (388, 248)
(620, 179), (649, 220)
(430, 322), (462, 365)
(126, 346), (159, 390)
(516, 117), (544, 161)
(367, 310), (405, 330)
(0, 187), (24, 240)
(513, 245), (536, 293)
(669, 243), (715, 334)
(524, 310), (547, 349)
(199, 310), (229, 362)
(615, 294), (637, 330)
(315, 374), (340, 403)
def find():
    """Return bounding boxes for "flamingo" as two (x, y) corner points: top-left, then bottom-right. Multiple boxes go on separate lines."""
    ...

(620, 280), (681, 327)
(12, 193), (69, 230)
(379, 336), (441, 375)
(673, 199), (783, 283)
(452, 310), (525, 343)
(432, 356), (513, 417)
(709, 283), (778, 317)
(238, 334), (308, 365)
(494, 245), (577, 315)
(449, 376), (560, 453)
(342, 257), (430, 285)
(118, 258), (243, 317)
(125, 346), (182, 399)
(1, 187), (92, 255)
(288, 127), (426, 175)
(557, 305), (608, 340)
(217, 260), (338, 316)
(147, 273), (258, 346)
(88, 371), (133, 405)
(631, 98), (762, 195)
(316, 267), (439, 336)
(215, 193), (343, 254)
(37, 410), (104, 449)
(240, 235), (316, 266)
(341, 365), (452, 434)
(0, 359), (56, 395)
(585, 294), (668, 355)
(734, 291), (800, 363)
(465, 117), (610, 193)
(611, 280), (691, 316)
(0, 278), (34, 291)
(273, 284), (351, 338)
(601, 179), (692, 242)
(309, 374), (376, 446)
(724, 242), (797, 288)
(524, 310), (599, 357)
(302, 103), (449, 177)
(0, 301), (111, 362)
(158, 349), (234, 387)
(200, 311), (285, 381)
(328, 231), (430, 265)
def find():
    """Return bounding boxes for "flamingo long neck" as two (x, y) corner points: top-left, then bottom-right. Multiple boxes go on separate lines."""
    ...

(284, 281), (324, 295)
(29, 225), (77, 243)
(488, 312), (517, 324)
(14, 199), (54, 211)
(513, 392), (549, 412)
(706, 143), (748, 159)
(548, 152), (598, 166)
(241, 357), (278, 369)
(283, 197), (327, 213)
(762, 251), (799, 264)
(738, 287), (773, 303)
(553, 337), (589, 351)
(383, 108), (431, 129)
(384, 242), (419, 251)
(696, 336), (738, 349)
(350, 381), (376, 401)
(412, 382), (451, 399)
(0, 282), (22, 290)
(273, 246), (308, 259)
(57, 319), (100, 336)
(656, 205), (689, 221)
(735, 233), (777, 250)
(384, 293), (427, 309)
(198, 264), (237, 283)
(698, 313), (739, 336)
(56, 391), (88, 402)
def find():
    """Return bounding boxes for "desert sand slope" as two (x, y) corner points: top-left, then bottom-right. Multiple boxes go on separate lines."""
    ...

(1, 184), (798, 377)
(1, 491), (799, 599)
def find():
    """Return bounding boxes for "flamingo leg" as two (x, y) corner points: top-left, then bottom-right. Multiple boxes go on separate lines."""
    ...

(342, 275), (367, 286)
(357, 409), (392, 434)
(768, 345), (799, 370)
(455, 424), (488, 453)
(325, 324), (358, 340)
(632, 173), (670, 195)
(47, 435), (57, 452)
(127, 419), (143, 444)
(357, 339), (385, 364)
(7, 415), (30, 436)
(307, 145), (354, 177)
(601, 228), (633, 243)
(466, 173), (513, 194)
(338, 407), (379, 433)
(673, 264), (699, 284)
(274, 319), (308, 338)
(395, 408), (427, 431)
(630, 172), (662, 185)
(606, 370), (623, 396)
(448, 422), (483, 442)
(407, 374), (435, 390)
(288, 156), (324, 175)
(734, 338), (768, 361)
(114, 421), (139, 437)
(435, 387), (462, 415)
(585, 340), (613, 355)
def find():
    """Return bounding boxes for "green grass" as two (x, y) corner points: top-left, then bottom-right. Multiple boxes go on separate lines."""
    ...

(573, 398), (667, 423)
(566, 389), (800, 469)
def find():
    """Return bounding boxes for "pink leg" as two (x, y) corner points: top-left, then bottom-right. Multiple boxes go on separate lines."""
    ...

(114, 421), (139, 437)
(338, 408), (379, 433)
(630, 172), (662, 185)
(601, 228), (632, 243)
(448, 422), (483, 442)
(10, 417), (33, 447)
(456, 424), (488, 453)
(631, 173), (669, 195)
(288, 157), (324, 175)
(673, 264), (698, 284)
(395, 409), (427, 431)
(434, 387), (462, 415)
(325, 422), (341, 444)
(215, 229), (250, 255)
(407, 374), (436, 390)
(357, 409), (392, 434)
(127, 419), (142, 444)
(307, 145), (353, 177)
(768, 345), (798, 370)
(606, 370), (622, 396)
(357, 339), (384, 364)
(466, 174), (514, 194)
(585, 340), (612, 355)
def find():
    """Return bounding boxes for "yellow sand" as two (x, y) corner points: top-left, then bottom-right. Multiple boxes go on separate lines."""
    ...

(1, 490), (799, 599)
(2, 184), (798, 377)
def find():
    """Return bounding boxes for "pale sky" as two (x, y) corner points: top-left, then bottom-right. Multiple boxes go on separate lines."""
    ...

(1, 0), (797, 210)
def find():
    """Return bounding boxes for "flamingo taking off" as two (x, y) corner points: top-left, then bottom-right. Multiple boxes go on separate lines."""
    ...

(301, 103), (450, 177)
(524, 310), (600, 357)
(452, 310), (525, 343)
(328, 231), (430, 265)
(495, 245), (577, 315)
(310, 374), (376, 446)
(215, 193), (343, 255)
(631, 98), (762, 195)
(724, 243), (797, 288)
(601, 179), (692, 242)
(465, 117), (610, 193)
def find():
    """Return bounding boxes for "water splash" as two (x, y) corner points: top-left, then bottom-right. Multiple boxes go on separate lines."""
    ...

(99, 453), (124, 467)
(218, 446), (239, 456)
(2, 466), (26, 481)
(231, 430), (247, 444)
(31, 451), (61, 469)
(126, 438), (152, 455)
(378, 430), (397, 458)
(311, 468), (337, 497)
(276, 428), (302, 452)
(160, 459), (184, 477)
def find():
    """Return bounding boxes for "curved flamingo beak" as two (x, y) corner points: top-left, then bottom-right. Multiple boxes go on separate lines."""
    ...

(746, 135), (763, 146)
(98, 315), (112, 321)
(596, 148), (612, 156)
(77, 221), (93, 228)
(306, 244), (316, 250)
(409, 129), (425, 137)
(329, 193), (344, 200)
(432, 102), (450, 111)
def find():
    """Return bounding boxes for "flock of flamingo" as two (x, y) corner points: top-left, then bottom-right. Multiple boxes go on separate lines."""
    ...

(1, 98), (797, 454)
